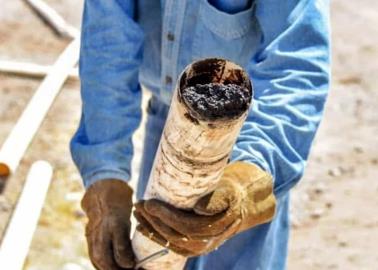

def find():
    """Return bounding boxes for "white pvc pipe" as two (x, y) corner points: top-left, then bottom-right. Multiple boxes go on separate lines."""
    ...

(24, 0), (80, 39)
(0, 38), (80, 177)
(132, 59), (253, 270)
(0, 161), (53, 270)
(0, 60), (78, 79)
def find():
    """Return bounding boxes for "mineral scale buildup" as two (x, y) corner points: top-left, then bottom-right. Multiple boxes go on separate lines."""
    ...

(181, 82), (252, 122)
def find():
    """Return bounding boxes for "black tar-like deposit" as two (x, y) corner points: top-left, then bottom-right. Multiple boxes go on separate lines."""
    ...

(181, 83), (251, 121)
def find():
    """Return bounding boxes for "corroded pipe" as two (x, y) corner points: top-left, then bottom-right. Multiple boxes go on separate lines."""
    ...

(132, 58), (253, 270)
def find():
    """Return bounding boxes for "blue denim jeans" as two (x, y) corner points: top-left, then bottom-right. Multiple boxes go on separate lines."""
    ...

(137, 96), (290, 270)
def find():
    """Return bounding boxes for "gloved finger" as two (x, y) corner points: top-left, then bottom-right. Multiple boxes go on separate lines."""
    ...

(136, 223), (196, 257)
(247, 174), (274, 202)
(176, 218), (243, 256)
(193, 181), (237, 216)
(135, 204), (186, 243)
(86, 225), (122, 270)
(138, 200), (231, 237)
(135, 213), (195, 257)
(204, 218), (242, 253)
(242, 194), (276, 231)
(255, 194), (276, 224)
(140, 200), (236, 237)
(136, 206), (215, 254)
(134, 211), (169, 247)
(112, 222), (135, 268)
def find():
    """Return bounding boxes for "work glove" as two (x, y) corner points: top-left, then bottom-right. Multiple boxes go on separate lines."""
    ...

(134, 161), (276, 257)
(81, 179), (135, 270)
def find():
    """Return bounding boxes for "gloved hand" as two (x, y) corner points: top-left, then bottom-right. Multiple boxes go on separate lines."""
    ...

(81, 179), (135, 270)
(134, 161), (276, 257)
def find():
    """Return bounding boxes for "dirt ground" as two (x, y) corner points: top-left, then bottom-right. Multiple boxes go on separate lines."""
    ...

(0, 1), (377, 270)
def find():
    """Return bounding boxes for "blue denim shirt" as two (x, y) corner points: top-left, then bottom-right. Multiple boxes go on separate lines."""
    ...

(71, 0), (330, 198)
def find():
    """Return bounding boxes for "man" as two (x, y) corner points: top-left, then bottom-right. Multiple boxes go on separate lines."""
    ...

(71, 0), (330, 269)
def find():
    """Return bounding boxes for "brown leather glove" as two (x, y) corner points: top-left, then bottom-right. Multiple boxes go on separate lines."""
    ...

(134, 162), (276, 257)
(81, 179), (135, 270)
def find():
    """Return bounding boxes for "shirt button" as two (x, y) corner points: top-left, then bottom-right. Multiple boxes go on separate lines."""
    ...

(165, 76), (172, 84)
(167, 32), (175, 41)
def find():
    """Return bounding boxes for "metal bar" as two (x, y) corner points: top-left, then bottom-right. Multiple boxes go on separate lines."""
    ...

(135, 249), (169, 269)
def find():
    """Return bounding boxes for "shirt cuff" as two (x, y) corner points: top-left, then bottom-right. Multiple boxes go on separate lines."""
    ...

(82, 169), (131, 189)
(230, 147), (272, 178)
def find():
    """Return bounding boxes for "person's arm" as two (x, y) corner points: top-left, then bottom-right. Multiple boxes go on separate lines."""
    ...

(70, 1), (144, 269)
(132, 0), (330, 256)
(70, 0), (144, 188)
(231, 0), (331, 198)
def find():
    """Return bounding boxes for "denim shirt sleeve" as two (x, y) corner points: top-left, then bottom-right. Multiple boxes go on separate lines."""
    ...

(230, 0), (331, 198)
(70, 0), (144, 188)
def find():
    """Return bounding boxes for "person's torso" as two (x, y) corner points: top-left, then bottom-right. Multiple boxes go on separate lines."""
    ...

(136, 0), (262, 105)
